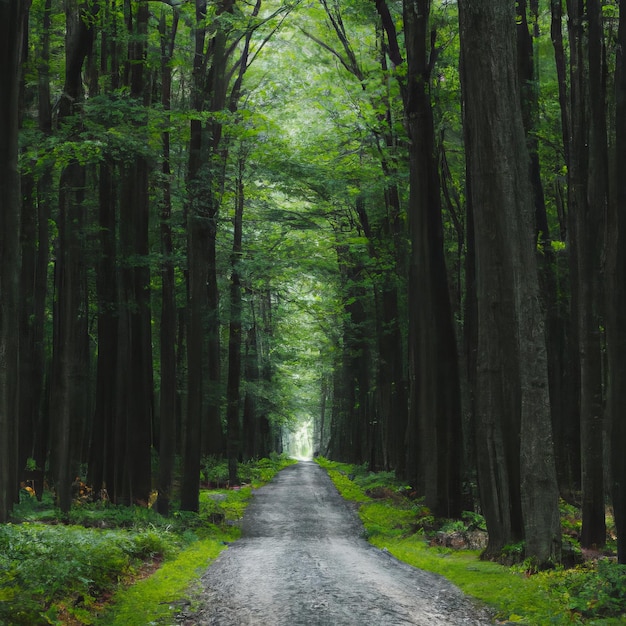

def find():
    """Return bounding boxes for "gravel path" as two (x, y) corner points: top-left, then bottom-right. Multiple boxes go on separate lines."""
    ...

(181, 461), (494, 625)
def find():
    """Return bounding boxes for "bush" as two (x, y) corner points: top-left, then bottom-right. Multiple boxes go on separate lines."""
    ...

(551, 559), (626, 621)
(0, 523), (175, 625)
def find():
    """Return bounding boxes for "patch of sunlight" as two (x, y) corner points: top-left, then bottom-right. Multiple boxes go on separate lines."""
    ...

(285, 419), (313, 460)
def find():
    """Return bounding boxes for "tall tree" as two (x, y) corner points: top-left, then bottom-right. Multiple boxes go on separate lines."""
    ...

(50, 0), (94, 514)
(114, 0), (154, 505)
(400, 0), (463, 518)
(607, 0), (626, 565)
(19, 0), (52, 497)
(0, 0), (30, 522)
(226, 154), (245, 485)
(156, 6), (180, 516)
(567, 0), (607, 549)
(459, 0), (561, 565)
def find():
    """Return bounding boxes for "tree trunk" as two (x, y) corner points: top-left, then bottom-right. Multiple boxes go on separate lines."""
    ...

(402, 0), (462, 518)
(19, 0), (51, 493)
(116, 1), (153, 505)
(156, 7), (179, 516)
(567, 0), (607, 549)
(50, 0), (94, 514)
(0, 0), (28, 522)
(551, 0), (581, 500)
(226, 158), (245, 485)
(459, 0), (561, 565)
(607, 0), (626, 565)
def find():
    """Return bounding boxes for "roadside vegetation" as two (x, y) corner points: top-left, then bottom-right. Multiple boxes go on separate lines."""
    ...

(316, 457), (626, 625)
(0, 455), (295, 625)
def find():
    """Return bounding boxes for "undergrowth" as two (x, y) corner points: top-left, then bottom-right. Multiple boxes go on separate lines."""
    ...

(1, 454), (295, 625)
(316, 456), (626, 625)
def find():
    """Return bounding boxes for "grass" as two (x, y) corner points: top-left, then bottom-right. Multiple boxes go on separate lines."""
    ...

(2, 454), (296, 625)
(316, 456), (626, 625)
(94, 535), (229, 625)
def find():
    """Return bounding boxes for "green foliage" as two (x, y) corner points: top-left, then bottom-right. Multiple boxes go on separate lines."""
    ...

(315, 457), (372, 503)
(201, 453), (296, 488)
(95, 536), (229, 626)
(2, 457), (291, 625)
(0, 523), (175, 625)
(549, 560), (626, 622)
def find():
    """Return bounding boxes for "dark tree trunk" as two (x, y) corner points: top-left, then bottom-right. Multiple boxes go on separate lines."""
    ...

(607, 0), (626, 565)
(156, 7), (179, 516)
(182, 0), (211, 512)
(89, 161), (118, 499)
(567, 0), (607, 549)
(50, 0), (94, 514)
(89, 0), (120, 499)
(459, 0), (561, 565)
(242, 325), (258, 460)
(226, 159), (245, 486)
(518, 0), (570, 514)
(0, 0), (29, 522)
(551, 0), (581, 500)
(116, 1), (153, 505)
(402, 0), (462, 518)
(19, 0), (51, 494)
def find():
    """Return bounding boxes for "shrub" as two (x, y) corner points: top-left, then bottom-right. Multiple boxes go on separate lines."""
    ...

(551, 559), (626, 621)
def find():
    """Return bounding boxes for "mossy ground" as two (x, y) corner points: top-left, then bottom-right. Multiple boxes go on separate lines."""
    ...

(316, 456), (626, 625)
(1, 455), (295, 625)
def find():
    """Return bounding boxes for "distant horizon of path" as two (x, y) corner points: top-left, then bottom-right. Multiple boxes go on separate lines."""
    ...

(182, 460), (494, 625)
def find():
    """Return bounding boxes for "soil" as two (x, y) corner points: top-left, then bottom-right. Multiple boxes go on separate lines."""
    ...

(178, 460), (495, 625)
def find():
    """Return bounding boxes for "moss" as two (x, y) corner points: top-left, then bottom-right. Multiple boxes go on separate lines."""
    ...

(316, 457), (579, 625)
(94, 535), (229, 625)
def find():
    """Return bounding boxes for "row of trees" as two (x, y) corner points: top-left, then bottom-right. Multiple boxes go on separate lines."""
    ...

(1, 0), (626, 569)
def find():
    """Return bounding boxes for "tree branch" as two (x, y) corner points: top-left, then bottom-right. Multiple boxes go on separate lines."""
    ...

(372, 0), (403, 66)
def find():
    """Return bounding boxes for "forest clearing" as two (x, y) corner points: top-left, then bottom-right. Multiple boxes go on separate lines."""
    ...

(2, 0), (626, 623)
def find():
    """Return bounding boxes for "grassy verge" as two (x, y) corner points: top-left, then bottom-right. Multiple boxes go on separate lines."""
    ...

(2, 455), (295, 625)
(316, 457), (626, 625)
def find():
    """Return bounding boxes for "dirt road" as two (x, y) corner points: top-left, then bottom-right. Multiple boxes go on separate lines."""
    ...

(183, 461), (494, 625)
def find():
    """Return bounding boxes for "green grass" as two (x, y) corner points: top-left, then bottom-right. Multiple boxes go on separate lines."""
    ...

(2, 454), (296, 625)
(94, 535), (230, 625)
(316, 456), (626, 625)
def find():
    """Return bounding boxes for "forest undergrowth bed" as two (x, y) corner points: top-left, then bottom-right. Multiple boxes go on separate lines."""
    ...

(316, 456), (626, 625)
(0, 454), (295, 625)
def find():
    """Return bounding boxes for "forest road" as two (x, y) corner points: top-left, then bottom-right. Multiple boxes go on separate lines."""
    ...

(180, 461), (494, 626)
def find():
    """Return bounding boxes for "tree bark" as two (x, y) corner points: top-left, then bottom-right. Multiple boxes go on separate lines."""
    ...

(0, 0), (29, 522)
(18, 0), (51, 495)
(226, 157), (245, 485)
(607, 0), (626, 565)
(459, 0), (561, 565)
(156, 7), (179, 516)
(402, 0), (462, 518)
(115, 0), (154, 505)
(50, 0), (94, 514)
(567, 0), (607, 549)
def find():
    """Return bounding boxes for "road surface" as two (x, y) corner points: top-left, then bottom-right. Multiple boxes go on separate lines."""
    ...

(182, 461), (494, 625)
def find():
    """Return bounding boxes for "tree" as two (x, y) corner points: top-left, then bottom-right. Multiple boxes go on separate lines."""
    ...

(568, 0), (608, 550)
(607, 0), (626, 565)
(18, 0), (52, 499)
(399, 0), (463, 518)
(156, 5), (180, 516)
(459, 0), (561, 565)
(0, 0), (30, 522)
(49, 0), (95, 514)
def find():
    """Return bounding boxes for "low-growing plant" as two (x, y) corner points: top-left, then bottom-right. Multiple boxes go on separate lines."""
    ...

(549, 559), (626, 622)
(3, 455), (292, 625)
(0, 523), (176, 625)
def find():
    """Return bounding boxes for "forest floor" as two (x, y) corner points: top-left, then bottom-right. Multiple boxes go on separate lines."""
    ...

(178, 461), (494, 625)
